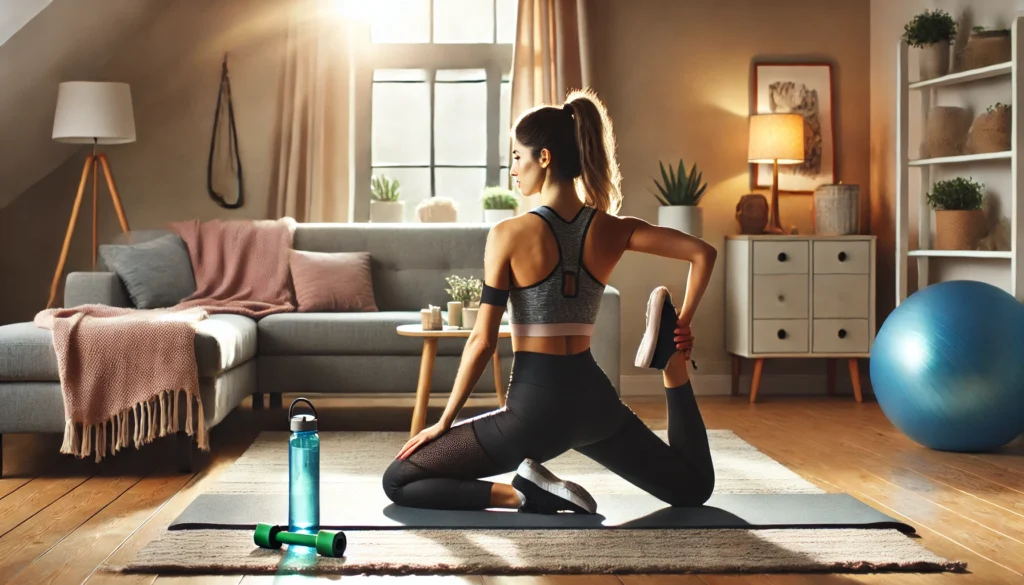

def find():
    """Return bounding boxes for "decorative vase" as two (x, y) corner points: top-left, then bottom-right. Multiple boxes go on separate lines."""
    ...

(918, 40), (950, 81)
(961, 29), (1011, 71)
(484, 209), (516, 223)
(924, 106), (972, 158)
(934, 209), (986, 250)
(658, 205), (702, 238)
(447, 301), (463, 328)
(462, 307), (479, 329)
(370, 200), (405, 222)
(966, 106), (1011, 154)
(814, 184), (860, 235)
(417, 197), (458, 222)
(735, 194), (769, 235)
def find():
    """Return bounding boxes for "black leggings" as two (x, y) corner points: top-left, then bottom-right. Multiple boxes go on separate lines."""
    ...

(382, 349), (715, 510)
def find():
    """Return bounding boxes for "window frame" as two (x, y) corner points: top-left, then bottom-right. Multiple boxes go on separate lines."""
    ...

(350, 10), (514, 223)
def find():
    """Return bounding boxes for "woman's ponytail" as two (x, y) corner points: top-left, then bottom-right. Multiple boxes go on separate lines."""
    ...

(564, 88), (622, 215)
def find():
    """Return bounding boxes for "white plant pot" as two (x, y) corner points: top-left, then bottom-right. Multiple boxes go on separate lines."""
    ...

(484, 209), (516, 223)
(370, 200), (405, 223)
(658, 205), (702, 238)
(447, 301), (463, 328)
(918, 40), (950, 81)
(462, 307), (479, 330)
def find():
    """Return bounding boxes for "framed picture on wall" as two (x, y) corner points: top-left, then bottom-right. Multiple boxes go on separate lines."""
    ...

(753, 62), (835, 193)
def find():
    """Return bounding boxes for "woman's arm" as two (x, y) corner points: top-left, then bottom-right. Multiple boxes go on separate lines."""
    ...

(437, 222), (512, 427)
(624, 218), (718, 327)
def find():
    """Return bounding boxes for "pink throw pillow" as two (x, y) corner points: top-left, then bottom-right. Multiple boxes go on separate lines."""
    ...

(289, 250), (378, 312)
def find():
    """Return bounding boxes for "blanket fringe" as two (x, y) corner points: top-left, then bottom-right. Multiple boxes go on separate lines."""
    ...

(60, 388), (209, 463)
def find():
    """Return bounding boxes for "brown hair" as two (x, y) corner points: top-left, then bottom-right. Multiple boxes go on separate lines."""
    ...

(513, 88), (623, 215)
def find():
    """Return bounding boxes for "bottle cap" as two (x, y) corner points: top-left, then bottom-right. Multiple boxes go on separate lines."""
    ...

(289, 397), (318, 432)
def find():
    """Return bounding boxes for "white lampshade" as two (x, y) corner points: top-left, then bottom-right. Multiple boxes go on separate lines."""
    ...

(52, 81), (136, 144)
(747, 113), (804, 164)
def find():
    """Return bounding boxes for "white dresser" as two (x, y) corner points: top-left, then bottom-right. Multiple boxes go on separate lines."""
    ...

(724, 235), (877, 402)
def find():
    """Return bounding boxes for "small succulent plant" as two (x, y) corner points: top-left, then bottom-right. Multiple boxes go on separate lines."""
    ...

(371, 175), (401, 202)
(651, 159), (707, 206)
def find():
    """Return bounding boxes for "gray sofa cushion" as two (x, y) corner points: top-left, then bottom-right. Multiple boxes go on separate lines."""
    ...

(293, 224), (489, 311)
(0, 314), (256, 381)
(258, 312), (513, 357)
(99, 233), (197, 309)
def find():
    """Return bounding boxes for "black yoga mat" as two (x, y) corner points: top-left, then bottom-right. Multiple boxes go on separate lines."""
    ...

(169, 492), (916, 534)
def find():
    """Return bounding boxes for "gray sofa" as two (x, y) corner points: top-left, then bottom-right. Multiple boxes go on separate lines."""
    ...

(0, 223), (621, 476)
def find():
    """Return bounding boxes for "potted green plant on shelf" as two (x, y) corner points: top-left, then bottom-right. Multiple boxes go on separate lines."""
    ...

(651, 158), (707, 238)
(370, 174), (404, 223)
(902, 9), (958, 81)
(444, 274), (482, 329)
(926, 177), (986, 251)
(482, 186), (518, 223)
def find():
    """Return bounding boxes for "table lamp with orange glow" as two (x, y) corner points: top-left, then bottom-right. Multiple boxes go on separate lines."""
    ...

(747, 113), (804, 234)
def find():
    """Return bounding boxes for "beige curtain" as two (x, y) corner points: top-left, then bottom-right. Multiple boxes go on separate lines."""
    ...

(269, 0), (352, 223)
(509, 0), (591, 122)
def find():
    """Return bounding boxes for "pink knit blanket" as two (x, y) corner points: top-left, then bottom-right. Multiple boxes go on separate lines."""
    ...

(34, 217), (297, 462)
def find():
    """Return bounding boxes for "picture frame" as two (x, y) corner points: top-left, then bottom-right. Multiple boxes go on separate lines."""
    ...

(752, 62), (835, 193)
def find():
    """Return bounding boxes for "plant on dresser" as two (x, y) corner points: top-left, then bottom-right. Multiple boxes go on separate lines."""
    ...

(723, 235), (877, 403)
(651, 159), (707, 238)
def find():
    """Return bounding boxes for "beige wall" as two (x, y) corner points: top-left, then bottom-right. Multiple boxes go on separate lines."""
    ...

(0, 0), (289, 325)
(587, 0), (871, 394)
(870, 0), (1017, 325)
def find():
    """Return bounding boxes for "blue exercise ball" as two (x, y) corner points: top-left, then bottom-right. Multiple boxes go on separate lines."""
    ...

(869, 280), (1024, 452)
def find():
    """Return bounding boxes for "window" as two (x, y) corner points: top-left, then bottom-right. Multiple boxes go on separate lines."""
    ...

(354, 0), (517, 223)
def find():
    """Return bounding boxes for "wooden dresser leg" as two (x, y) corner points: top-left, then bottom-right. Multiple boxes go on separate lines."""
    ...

(750, 358), (765, 403)
(848, 358), (864, 403)
(826, 359), (837, 396)
(731, 355), (740, 396)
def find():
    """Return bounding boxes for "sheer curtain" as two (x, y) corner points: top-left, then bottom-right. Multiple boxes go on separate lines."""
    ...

(509, 0), (592, 121)
(269, 0), (354, 223)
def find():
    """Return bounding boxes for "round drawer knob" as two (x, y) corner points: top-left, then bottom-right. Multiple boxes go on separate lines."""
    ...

(777, 294), (785, 302)
(777, 329), (787, 340)
(838, 328), (847, 339)
(838, 251), (847, 262)
(778, 252), (788, 262)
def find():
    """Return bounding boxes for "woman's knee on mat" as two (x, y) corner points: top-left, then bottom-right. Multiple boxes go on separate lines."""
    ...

(382, 457), (420, 504)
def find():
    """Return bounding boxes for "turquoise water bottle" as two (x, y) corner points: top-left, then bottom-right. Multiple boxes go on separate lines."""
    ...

(288, 398), (320, 534)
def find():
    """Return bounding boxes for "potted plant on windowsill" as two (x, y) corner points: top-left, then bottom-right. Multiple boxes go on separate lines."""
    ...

(444, 274), (482, 328)
(927, 177), (986, 251)
(370, 174), (404, 223)
(902, 8), (958, 81)
(652, 158), (707, 238)
(482, 187), (518, 223)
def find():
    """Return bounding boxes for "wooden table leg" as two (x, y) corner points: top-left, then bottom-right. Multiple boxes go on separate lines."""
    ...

(410, 338), (438, 437)
(750, 358), (765, 403)
(493, 352), (506, 407)
(848, 358), (863, 403)
(826, 359), (837, 396)
(731, 355), (740, 396)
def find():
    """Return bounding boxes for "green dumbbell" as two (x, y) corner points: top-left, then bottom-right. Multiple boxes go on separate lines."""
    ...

(253, 523), (347, 558)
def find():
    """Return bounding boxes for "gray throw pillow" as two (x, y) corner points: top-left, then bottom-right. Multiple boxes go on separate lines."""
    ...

(99, 233), (197, 309)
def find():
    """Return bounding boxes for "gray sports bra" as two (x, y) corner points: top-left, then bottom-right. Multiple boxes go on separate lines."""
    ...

(507, 205), (605, 337)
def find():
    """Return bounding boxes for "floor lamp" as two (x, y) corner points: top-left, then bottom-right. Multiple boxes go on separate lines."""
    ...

(48, 81), (135, 308)
(747, 113), (804, 235)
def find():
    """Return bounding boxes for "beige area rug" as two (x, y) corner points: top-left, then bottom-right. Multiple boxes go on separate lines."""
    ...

(111, 430), (966, 576)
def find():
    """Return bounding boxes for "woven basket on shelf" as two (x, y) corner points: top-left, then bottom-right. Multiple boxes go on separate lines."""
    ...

(960, 30), (1011, 71)
(934, 209), (987, 250)
(966, 107), (1011, 154)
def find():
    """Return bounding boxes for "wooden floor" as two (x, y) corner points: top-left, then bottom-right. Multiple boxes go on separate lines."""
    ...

(0, 392), (1022, 585)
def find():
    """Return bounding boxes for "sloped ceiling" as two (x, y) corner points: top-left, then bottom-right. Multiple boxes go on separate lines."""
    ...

(0, 0), (165, 209)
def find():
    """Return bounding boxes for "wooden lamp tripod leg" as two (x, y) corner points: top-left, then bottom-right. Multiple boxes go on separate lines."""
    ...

(98, 154), (130, 233)
(47, 156), (95, 309)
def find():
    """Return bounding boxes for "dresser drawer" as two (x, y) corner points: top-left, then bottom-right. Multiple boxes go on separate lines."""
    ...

(753, 319), (809, 353)
(753, 275), (809, 319)
(753, 240), (809, 274)
(814, 241), (871, 274)
(813, 319), (870, 353)
(813, 274), (870, 318)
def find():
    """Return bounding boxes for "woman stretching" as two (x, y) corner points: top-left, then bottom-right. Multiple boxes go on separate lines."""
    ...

(382, 88), (717, 514)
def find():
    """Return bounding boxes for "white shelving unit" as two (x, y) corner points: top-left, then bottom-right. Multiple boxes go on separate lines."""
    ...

(896, 16), (1024, 305)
